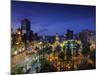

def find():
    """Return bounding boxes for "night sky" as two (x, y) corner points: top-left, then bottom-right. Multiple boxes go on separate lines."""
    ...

(11, 1), (96, 36)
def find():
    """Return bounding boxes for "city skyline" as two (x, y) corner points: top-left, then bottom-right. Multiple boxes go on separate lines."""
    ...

(11, 1), (96, 35)
(11, 1), (96, 74)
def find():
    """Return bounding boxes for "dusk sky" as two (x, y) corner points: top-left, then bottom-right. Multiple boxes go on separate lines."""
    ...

(11, 1), (96, 36)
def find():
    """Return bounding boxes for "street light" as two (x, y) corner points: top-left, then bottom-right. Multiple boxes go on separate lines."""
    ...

(18, 31), (21, 35)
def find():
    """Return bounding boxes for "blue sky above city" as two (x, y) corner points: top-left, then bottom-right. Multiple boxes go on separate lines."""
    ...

(11, 1), (96, 36)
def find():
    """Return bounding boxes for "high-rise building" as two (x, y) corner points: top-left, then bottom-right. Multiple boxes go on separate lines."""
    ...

(21, 19), (31, 41)
(79, 30), (96, 44)
(21, 19), (31, 32)
(66, 29), (73, 40)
